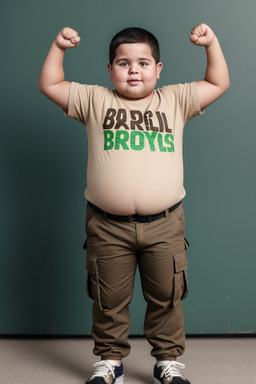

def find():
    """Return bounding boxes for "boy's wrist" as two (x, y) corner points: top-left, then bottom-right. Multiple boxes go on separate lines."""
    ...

(53, 39), (66, 52)
(205, 35), (218, 49)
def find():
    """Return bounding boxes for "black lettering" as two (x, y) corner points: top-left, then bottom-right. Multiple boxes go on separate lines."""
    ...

(114, 109), (129, 130)
(103, 108), (116, 130)
(144, 111), (157, 132)
(130, 110), (144, 130)
(156, 111), (164, 133)
(162, 112), (172, 133)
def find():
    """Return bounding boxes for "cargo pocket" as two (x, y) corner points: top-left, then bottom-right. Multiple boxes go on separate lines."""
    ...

(86, 251), (103, 310)
(172, 248), (188, 307)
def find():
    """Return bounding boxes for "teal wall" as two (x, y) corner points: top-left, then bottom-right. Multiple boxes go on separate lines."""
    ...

(1, 0), (256, 335)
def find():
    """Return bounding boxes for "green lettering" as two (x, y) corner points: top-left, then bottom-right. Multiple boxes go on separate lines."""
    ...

(130, 131), (144, 151)
(165, 134), (175, 152)
(144, 131), (157, 151)
(157, 133), (167, 152)
(115, 130), (129, 150)
(104, 130), (114, 150)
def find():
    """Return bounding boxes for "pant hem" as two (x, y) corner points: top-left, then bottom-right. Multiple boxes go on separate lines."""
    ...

(154, 355), (178, 361)
(101, 354), (123, 360)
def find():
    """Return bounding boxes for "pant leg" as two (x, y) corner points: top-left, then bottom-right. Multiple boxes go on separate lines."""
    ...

(137, 204), (189, 360)
(85, 204), (137, 359)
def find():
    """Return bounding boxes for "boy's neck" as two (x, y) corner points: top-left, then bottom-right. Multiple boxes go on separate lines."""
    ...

(115, 89), (155, 102)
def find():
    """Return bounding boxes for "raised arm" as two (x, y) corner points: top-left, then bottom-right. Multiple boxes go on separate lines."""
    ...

(38, 27), (81, 110)
(190, 23), (230, 110)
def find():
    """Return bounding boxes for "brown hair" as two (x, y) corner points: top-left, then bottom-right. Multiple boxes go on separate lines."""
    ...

(109, 27), (160, 65)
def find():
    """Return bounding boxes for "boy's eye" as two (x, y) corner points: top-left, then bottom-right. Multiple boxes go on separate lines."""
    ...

(119, 62), (128, 67)
(140, 62), (148, 67)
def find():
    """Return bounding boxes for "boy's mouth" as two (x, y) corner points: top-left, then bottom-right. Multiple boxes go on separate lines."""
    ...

(127, 78), (141, 85)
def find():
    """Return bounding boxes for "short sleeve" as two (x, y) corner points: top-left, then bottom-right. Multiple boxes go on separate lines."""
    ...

(66, 82), (93, 125)
(176, 82), (204, 122)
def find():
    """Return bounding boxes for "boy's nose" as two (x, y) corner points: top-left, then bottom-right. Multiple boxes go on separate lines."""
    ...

(129, 65), (139, 74)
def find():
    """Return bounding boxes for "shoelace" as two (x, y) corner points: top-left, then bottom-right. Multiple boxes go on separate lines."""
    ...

(91, 361), (116, 380)
(160, 361), (186, 379)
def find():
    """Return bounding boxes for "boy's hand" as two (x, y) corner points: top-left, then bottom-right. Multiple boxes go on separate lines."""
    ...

(190, 23), (216, 47)
(55, 27), (81, 50)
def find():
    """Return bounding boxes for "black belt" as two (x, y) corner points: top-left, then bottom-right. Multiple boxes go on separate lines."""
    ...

(88, 201), (182, 223)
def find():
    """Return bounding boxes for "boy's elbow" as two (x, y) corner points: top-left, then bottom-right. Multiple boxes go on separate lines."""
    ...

(227, 78), (230, 91)
(224, 69), (231, 91)
(37, 80), (70, 110)
(222, 81), (230, 98)
(38, 78), (47, 95)
(224, 75), (230, 92)
(38, 72), (51, 96)
(38, 80), (53, 100)
(38, 83), (44, 95)
(219, 75), (230, 97)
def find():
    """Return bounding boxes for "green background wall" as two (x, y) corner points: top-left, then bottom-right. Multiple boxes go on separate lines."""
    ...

(1, 0), (255, 335)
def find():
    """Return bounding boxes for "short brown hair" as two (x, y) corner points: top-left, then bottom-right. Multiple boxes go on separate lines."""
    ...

(109, 27), (160, 65)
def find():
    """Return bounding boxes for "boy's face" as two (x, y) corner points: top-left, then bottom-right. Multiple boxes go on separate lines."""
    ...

(108, 43), (163, 100)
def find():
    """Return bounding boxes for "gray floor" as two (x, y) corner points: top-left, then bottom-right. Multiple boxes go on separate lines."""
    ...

(0, 337), (255, 383)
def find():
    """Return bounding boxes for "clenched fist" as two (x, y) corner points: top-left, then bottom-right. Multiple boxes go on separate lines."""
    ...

(190, 23), (216, 47)
(55, 27), (81, 49)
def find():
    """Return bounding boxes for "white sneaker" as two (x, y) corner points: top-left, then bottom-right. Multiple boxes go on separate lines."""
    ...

(154, 361), (190, 383)
(86, 360), (124, 384)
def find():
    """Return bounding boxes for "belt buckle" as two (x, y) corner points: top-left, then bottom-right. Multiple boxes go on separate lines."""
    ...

(132, 214), (139, 223)
(132, 214), (153, 223)
(147, 215), (153, 222)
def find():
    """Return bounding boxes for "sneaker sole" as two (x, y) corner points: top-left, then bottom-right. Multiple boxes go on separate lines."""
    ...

(115, 375), (124, 384)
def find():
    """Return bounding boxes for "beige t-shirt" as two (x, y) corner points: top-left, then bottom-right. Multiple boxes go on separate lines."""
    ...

(67, 82), (203, 215)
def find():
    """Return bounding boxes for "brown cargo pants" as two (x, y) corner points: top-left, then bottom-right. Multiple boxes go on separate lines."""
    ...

(85, 202), (189, 361)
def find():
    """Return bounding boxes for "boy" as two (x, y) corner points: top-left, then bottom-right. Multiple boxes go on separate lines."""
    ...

(39, 23), (229, 384)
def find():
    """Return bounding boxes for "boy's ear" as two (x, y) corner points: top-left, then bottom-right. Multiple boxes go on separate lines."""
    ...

(156, 62), (163, 79)
(107, 63), (112, 79)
